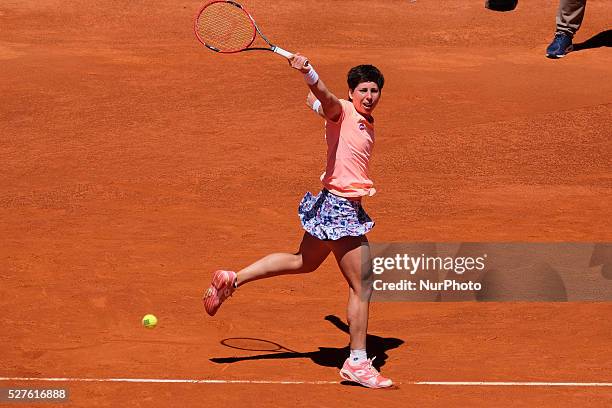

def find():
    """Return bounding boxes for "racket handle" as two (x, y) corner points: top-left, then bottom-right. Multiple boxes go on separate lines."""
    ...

(272, 46), (293, 59)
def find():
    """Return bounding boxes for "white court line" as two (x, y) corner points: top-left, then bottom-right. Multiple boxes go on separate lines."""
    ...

(416, 381), (612, 387)
(1, 377), (611, 387)
(0, 377), (336, 385)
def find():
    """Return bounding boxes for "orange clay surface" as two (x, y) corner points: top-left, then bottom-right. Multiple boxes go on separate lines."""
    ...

(1, 0), (611, 407)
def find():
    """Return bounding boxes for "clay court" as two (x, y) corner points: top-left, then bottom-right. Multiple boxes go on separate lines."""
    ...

(1, 0), (611, 406)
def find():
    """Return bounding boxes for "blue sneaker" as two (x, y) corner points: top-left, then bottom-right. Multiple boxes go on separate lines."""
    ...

(546, 33), (573, 59)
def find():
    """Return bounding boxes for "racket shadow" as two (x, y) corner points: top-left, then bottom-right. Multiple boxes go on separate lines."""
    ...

(210, 314), (404, 370)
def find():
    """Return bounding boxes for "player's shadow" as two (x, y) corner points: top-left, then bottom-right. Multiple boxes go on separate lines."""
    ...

(210, 315), (403, 371)
(573, 29), (612, 52)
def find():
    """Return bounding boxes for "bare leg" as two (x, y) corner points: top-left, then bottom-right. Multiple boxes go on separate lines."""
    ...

(236, 232), (331, 286)
(329, 236), (372, 350)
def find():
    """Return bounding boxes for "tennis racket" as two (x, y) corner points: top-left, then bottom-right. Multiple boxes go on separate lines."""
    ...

(194, 1), (296, 61)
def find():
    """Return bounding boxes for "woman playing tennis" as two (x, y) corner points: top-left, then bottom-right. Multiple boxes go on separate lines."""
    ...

(203, 54), (392, 389)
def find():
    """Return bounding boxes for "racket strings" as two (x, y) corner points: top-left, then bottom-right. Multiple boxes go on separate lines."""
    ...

(196, 2), (255, 52)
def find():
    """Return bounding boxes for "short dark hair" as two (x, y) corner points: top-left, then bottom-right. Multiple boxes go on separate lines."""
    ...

(347, 65), (385, 91)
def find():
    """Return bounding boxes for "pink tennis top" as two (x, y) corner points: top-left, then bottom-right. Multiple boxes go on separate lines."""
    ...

(320, 99), (375, 198)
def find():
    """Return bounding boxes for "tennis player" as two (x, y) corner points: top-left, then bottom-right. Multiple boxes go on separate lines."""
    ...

(203, 54), (392, 389)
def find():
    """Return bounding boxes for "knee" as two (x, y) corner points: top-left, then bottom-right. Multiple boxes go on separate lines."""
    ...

(350, 282), (373, 299)
(292, 253), (317, 274)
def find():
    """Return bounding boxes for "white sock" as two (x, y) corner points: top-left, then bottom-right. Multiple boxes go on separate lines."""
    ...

(349, 349), (367, 365)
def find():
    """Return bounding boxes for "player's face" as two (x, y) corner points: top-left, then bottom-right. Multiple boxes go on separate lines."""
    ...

(349, 82), (381, 116)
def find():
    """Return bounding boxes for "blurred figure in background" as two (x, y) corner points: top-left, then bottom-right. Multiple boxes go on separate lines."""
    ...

(546, 0), (587, 58)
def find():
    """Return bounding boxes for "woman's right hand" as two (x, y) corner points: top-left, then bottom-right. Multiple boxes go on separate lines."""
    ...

(289, 53), (310, 74)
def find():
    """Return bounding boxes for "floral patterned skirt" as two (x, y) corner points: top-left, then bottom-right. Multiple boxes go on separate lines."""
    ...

(298, 189), (374, 241)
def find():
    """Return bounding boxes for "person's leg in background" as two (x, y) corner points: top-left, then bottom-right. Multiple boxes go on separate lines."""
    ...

(546, 0), (587, 58)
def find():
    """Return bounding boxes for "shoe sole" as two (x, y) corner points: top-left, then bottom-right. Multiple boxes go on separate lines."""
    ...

(203, 271), (235, 316)
(339, 368), (393, 389)
(202, 286), (219, 316)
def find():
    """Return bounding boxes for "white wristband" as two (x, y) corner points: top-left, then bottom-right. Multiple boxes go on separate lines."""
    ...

(304, 67), (319, 85)
(311, 100), (322, 113)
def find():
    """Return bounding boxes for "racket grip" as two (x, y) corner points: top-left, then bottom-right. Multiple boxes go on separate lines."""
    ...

(274, 46), (310, 67)
(272, 46), (293, 59)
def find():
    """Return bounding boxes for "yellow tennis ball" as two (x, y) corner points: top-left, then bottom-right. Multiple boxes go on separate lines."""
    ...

(142, 314), (158, 329)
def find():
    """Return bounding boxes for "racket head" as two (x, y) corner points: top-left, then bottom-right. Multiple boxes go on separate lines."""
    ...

(194, 1), (257, 53)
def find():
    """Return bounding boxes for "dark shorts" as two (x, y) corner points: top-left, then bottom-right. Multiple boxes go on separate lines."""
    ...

(298, 189), (375, 241)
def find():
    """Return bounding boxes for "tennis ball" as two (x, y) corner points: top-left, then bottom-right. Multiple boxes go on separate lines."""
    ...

(142, 314), (158, 329)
